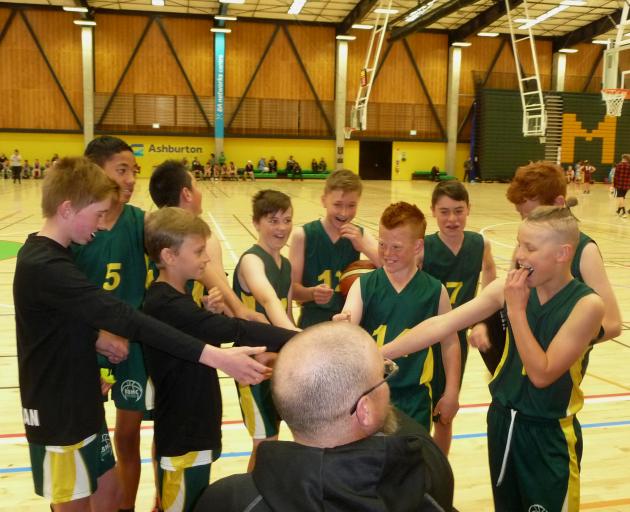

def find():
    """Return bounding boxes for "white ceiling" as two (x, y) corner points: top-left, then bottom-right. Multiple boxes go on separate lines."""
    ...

(1, 0), (627, 42)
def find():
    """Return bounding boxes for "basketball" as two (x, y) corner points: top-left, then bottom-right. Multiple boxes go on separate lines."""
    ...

(339, 260), (376, 297)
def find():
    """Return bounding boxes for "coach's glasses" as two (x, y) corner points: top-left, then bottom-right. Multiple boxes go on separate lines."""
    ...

(350, 358), (399, 415)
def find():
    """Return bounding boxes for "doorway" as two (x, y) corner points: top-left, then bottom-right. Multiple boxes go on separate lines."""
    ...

(358, 141), (392, 180)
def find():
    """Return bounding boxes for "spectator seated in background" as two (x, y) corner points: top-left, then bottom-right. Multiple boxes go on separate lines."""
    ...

(290, 161), (303, 181)
(286, 156), (296, 174)
(319, 157), (327, 172)
(258, 157), (268, 174)
(32, 159), (42, 179)
(22, 160), (32, 179)
(244, 160), (256, 182)
(430, 166), (441, 182)
(311, 158), (319, 173)
(226, 161), (238, 181)
(191, 158), (204, 180)
(195, 322), (454, 512)
(268, 156), (278, 174)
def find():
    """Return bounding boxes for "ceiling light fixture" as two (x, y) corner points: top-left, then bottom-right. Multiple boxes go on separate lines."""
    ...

(73, 19), (96, 26)
(219, 0), (245, 4)
(451, 41), (472, 47)
(477, 32), (499, 37)
(336, 35), (356, 40)
(518, 1), (585, 30)
(152, 123), (160, 129)
(215, 15), (237, 20)
(352, 23), (373, 29)
(374, 8), (398, 14)
(558, 48), (578, 53)
(288, 0), (306, 15)
(404, 0), (436, 23)
(151, 0), (165, 5)
(592, 39), (609, 45)
(211, 27), (232, 33)
(63, 6), (89, 12)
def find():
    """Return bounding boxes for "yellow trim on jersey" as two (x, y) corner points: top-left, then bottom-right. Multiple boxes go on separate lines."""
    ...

(160, 450), (213, 471)
(489, 329), (511, 383)
(566, 349), (589, 417)
(190, 281), (205, 307)
(44, 434), (96, 504)
(419, 346), (434, 386)
(559, 416), (581, 512)
(240, 292), (257, 312)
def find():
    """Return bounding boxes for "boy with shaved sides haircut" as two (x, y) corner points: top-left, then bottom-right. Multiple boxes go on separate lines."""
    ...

(15, 158), (270, 511)
(233, 189), (297, 471)
(382, 206), (605, 512)
(336, 202), (460, 441)
(289, 169), (379, 328)
(143, 207), (296, 512)
(149, 159), (267, 323)
(422, 181), (496, 453)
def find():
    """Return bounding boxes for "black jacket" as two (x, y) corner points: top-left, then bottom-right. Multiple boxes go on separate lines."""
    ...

(195, 432), (453, 511)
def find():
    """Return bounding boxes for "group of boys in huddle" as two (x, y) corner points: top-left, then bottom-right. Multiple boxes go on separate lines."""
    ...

(15, 135), (621, 512)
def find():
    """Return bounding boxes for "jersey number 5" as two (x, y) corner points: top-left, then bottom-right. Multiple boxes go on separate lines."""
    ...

(103, 263), (122, 291)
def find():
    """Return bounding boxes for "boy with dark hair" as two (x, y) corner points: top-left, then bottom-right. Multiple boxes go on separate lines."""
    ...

(72, 135), (151, 510)
(383, 205), (605, 512)
(143, 207), (296, 511)
(149, 159), (267, 323)
(422, 180), (496, 453)
(15, 158), (270, 511)
(289, 169), (379, 328)
(233, 189), (296, 470)
(335, 202), (460, 436)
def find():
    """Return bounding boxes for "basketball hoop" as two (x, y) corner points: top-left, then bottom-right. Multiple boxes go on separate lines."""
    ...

(602, 88), (630, 117)
(344, 127), (356, 139)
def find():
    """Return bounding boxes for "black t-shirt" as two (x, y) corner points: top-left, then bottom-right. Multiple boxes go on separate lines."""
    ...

(142, 281), (296, 457)
(14, 235), (207, 446)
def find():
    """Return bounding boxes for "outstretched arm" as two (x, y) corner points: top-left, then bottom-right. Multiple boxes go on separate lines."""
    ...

(332, 278), (364, 324)
(434, 287), (460, 424)
(339, 224), (381, 266)
(382, 279), (505, 360)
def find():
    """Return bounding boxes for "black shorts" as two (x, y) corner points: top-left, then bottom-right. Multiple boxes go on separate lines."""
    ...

(615, 188), (628, 198)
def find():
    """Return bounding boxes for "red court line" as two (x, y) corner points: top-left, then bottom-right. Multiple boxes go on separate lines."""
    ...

(3, 391), (629, 440)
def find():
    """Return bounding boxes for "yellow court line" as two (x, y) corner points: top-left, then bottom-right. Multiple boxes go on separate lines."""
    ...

(586, 372), (630, 392)
(581, 497), (630, 509)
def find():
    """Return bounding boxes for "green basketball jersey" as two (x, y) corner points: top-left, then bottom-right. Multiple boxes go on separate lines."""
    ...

(489, 279), (595, 419)
(571, 231), (595, 282)
(72, 205), (147, 308)
(299, 220), (361, 327)
(423, 231), (484, 308)
(360, 268), (442, 416)
(233, 244), (292, 319)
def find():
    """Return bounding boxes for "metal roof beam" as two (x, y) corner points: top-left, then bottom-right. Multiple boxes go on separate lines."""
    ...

(389, 0), (478, 42)
(336, 0), (379, 34)
(552, 8), (622, 52)
(449, 0), (524, 43)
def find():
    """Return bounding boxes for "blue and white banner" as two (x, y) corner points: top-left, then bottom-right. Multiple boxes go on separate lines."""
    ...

(214, 33), (225, 140)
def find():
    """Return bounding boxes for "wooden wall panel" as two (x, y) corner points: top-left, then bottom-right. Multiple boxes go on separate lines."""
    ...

(460, 37), (506, 101)
(95, 14), (150, 93)
(564, 43), (603, 92)
(116, 21), (190, 95)
(237, 24), (313, 100)
(162, 18), (214, 97)
(0, 8), (10, 29)
(0, 11), (79, 129)
(286, 25), (335, 100)
(405, 32), (449, 104)
(26, 11), (83, 118)
(369, 40), (425, 103)
(226, 22), (276, 98)
(346, 29), (371, 101)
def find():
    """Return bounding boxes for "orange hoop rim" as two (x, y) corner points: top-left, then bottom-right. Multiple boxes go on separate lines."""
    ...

(602, 88), (630, 99)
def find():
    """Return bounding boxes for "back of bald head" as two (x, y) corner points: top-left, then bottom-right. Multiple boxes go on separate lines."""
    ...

(272, 322), (378, 439)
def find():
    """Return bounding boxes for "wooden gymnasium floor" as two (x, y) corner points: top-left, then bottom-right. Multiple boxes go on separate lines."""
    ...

(0, 176), (628, 511)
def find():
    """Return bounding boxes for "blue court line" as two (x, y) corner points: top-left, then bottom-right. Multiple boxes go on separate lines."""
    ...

(2, 419), (629, 475)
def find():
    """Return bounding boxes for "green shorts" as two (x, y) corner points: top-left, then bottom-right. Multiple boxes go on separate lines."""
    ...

(112, 341), (154, 413)
(431, 329), (468, 417)
(237, 380), (281, 439)
(390, 384), (432, 432)
(487, 402), (582, 512)
(158, 451), (214, 512)
(29, 423), (115, 504)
